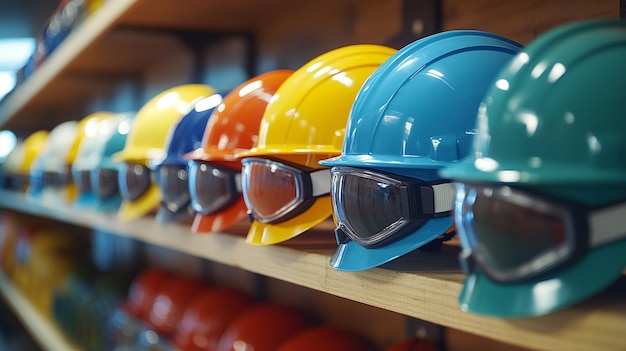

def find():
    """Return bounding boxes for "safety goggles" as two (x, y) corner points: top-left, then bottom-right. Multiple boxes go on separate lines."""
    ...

(72, 169), (92, 194)
(118, 162), (152, 202)
(155, 164), (191, 214)
(91, 168), (119, 200)
(331, 167), (455, 248)
(455, 182), (626, 283)
(241, 158), (331, 224)
(188, 161), (241, 215)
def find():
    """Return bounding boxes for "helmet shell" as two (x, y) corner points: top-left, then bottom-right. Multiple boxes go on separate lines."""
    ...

(320, 31), (522, 178)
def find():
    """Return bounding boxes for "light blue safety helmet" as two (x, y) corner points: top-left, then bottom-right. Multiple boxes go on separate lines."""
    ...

(320, 30), (522, 271)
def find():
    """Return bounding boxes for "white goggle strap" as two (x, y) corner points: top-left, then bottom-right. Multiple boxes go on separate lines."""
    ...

(432, 182), (456, 214)
(310, 168), (332, 197)
(589, 202), (626, 247)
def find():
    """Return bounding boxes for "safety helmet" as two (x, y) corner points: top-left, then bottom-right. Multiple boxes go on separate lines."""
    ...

(384, 337), (439, 351)
(276, 326), (377, 351)
(71, 111), (118, 207)
(171, 287), (255, 351)
(146, 275), (203, 336)
(185, 70), (293, 234)
(318, 31), (522, 271)
(236, 44), (397, 245)
(28, 121), (78, 201)
(440, 19), (626, 318)
(152, 92), (224, 224)
(216, 303), (312, 351)
(14, 130), (48, 192)
(91, 112), (135, 212)
(122, 268), (173, 320)
(113, 84), (216, 222)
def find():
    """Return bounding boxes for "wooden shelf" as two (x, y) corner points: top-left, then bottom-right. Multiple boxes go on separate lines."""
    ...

(1, 189), (625, 351)
(0, 271), (80, 351)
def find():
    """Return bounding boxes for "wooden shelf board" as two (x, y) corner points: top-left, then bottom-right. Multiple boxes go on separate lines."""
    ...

(0, 272), (80, 351)
(1, 189), (625, 351)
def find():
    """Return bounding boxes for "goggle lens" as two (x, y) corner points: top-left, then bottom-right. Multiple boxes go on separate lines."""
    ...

(333, 170), (410, 246)
(157, 165), (191, 213)
(92, 169), (119, 199)
(188, 161), (239, 215)
(242, 159), (299, 222)
(457, 184), (573, 282)
(118, 163), (151, 202)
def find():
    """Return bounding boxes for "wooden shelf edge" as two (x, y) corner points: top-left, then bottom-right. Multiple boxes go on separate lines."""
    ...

(0, 272), (81, 351)
(0, 0), (139, 128)
(1, 189), (626, 351)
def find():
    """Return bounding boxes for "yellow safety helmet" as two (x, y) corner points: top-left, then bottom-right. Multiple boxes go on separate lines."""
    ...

(236, 44), (397, 245)
(113, 84), (216, 222)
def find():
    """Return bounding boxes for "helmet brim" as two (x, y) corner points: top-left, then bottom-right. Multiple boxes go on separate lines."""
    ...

(329, 216), (454, 271)
(459, 239), (626, 318)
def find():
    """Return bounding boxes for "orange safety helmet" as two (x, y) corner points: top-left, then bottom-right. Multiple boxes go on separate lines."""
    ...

(122, 268), (173, 320)
(171, 287), (256, 351)
(146, 275), (203, 336)
(185, 70), (293, 234)
(216, 303), (313, 351)
(276, 326), (377, 351)
(384, 337), (439, 351)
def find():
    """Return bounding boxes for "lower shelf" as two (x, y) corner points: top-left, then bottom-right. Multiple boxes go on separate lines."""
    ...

(1, 189), (626, 351)
(0, 271), (80, 351)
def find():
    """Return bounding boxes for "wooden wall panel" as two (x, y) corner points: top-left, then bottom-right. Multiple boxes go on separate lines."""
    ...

(442, 0), (618, 44)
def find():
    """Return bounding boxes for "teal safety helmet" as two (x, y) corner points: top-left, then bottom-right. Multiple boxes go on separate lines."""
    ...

(320, 30), (522, 271)
(91, 113), (135, 212)
(441, 19), (626, 318)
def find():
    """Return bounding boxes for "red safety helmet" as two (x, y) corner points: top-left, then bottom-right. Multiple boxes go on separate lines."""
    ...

(122, 268), (173, 320)
(146, 275), (203, 336)
(171, 287), (256, 351)
(216, 303), (312, 351)
(185, 70), (293, 234)
(277, 326), (377, 351)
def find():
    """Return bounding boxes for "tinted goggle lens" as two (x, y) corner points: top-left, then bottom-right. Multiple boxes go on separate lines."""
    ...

(118, 163), (151, 202)
(31, 170), (70, 191)
(92, 169), (119, 199)
(157, 165), (190, 213)
(242, 158), (300, 222)
(456, 183), (573, 282)
(188, 161), (240, 215)
(72, 169), (92, 194)
(331, 167), (455, 248)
